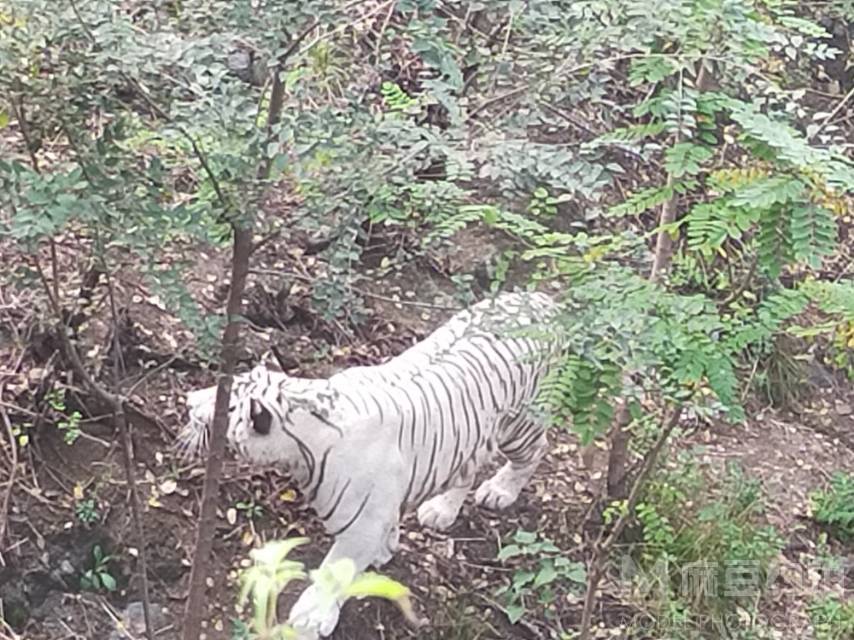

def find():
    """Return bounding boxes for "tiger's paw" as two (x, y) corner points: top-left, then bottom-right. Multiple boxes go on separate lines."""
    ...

(474, 478), (519, 511)
(288, 585), (341, 639)
(372, 522), (400, 568)
(416, 496), (460, 531)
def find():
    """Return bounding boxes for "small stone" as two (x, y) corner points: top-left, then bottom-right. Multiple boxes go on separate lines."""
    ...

(109, 602), (167, 640)
(835, 401), (852, 416)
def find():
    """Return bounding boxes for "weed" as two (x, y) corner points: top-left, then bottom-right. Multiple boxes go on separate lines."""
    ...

(449, 273), (476, 307)
(811, 473), (854, 541)
(828, 320), (854, 379)
(235, 499), (264, 521)
(230, 619), (252, 640)
(809, 595), (854, 640)
(75, 498), (100, 527)
(47, 389), (83, 445)
(80, 545), (116, 593)
(627, 461), (783, 637)
(495, 530), (586, 624)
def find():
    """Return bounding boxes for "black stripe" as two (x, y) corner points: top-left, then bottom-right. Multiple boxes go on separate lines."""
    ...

(318, 479), (352, 521)
(329, 491), (371, 536)
(410, 377), (432, 447)
(308, 410), (343, 437)
(443, 358), (478, 452)
(430, 369), (458, 443)
(450, 353), (487, 447)
(365, 389), (385, 423)
(377, 385), (404, 430)
(402, 455), (419, 508)
(504, 338), (533, 402)
(476, 335), (513, 396)
(337, 390), (363, 415)
(397, 386), (419, 453)
(307, 447), (332, 502)
(502, 422), (544, 459)
(446, 436), (464, 481)
(470, 338), (509, 398)
(459, 347), (500, 410)
(451, 356), (487, 413)
(422, 465), (440, 502)
(414, 434), (439, 503)
(281, 419), (316, 481)
(420, 375), (446, 452)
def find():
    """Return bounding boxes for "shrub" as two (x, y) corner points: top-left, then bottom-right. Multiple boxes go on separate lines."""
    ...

(811, 473), (854, 541)
(626, 459), (784, 637)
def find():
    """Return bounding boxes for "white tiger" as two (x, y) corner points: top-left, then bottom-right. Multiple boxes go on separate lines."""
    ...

(180, 291), (561, 638)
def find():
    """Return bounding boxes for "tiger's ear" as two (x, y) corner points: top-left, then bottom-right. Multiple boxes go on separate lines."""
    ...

(260, 350), (284, 373)
(250, 399), (273, 435)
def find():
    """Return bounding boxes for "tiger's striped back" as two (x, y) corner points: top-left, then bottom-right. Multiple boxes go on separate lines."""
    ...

(319, 291), (560, 508)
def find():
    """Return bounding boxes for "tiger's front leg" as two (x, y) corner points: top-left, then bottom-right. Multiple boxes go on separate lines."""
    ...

(288, 504), (401, 638)
(416, 463), (475, 531)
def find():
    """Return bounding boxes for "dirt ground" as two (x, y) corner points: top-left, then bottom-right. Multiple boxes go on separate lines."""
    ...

(1, 218), (853, 640)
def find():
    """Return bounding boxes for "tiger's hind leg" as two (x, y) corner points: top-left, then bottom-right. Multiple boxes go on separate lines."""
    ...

(416, 464), (475, 531)
(475, 422), (547, 511)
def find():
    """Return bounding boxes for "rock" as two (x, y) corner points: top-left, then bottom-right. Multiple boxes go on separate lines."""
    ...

(109, 601), (169, 640)
(835, 401), (852, 416)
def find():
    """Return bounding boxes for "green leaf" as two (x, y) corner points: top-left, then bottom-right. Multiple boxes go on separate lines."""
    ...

(505, 603), (526, 624)
(628, 56), (677, 86)
(100, 572), (117, 592)
(346, 573), (409, 601)
(497, 544), (522, 561)
(346, 573), (418, 626)
(512, 570), (536, 590)
(732, 175), (805, 208)
(564, 564), (587, 584)
(513, 530), (537, 545)
(533, 561), (557, 588)
(664, 143), (713, 178)
(481, 206), (499, 225)
(608, 180), (697, 217)
(0, 110), (9, 129)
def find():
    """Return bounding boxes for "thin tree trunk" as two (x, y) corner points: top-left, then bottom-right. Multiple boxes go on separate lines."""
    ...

(649, 186), (678, 283)
(180, 226), (252, 640)
(605, 403), (632, 500)
(597, 59), (711, 634)
(579, 408), (682, 640)
(180, 26), (296, 636)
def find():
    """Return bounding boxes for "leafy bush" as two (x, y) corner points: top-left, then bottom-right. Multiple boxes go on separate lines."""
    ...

(626, 460), (783, 637)
(811, 473), (854, 541)
(495, 530), (586, 625)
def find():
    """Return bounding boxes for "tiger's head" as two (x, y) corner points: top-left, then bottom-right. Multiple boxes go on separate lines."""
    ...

(179, 365), (341, 474)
